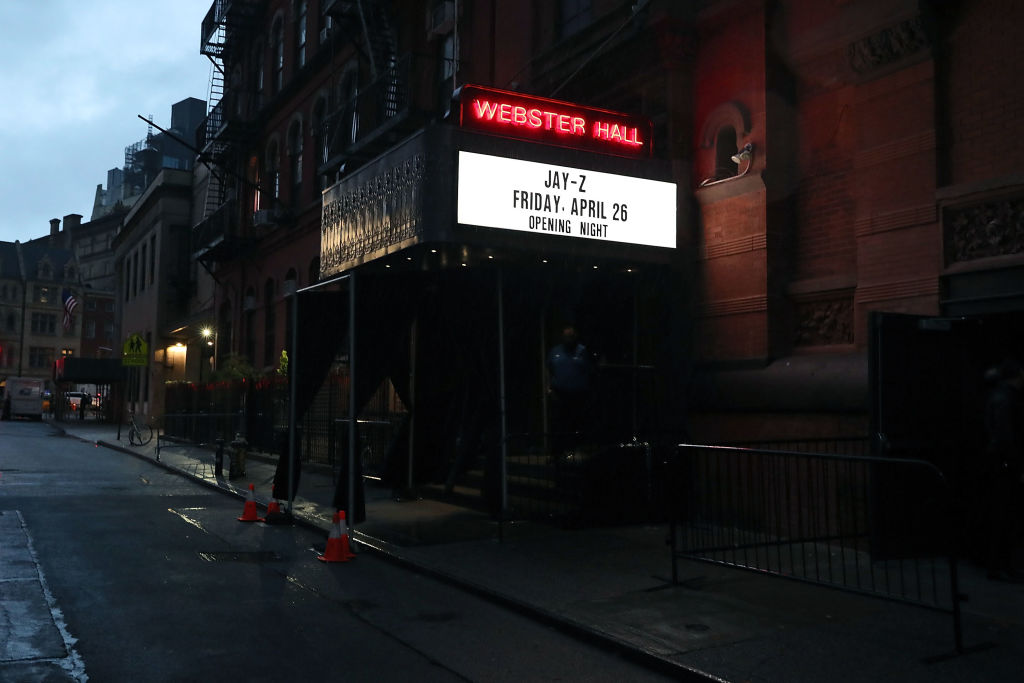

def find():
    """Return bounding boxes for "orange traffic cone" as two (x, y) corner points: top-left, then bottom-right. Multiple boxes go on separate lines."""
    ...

(262, 499), (293, 525)
(238, 483), (260, 522)
(318, 511), (355, 562)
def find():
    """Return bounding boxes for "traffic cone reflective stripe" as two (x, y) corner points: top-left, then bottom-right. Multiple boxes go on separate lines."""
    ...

(318, 510), (355, 562)
(238, 483), (260, 522)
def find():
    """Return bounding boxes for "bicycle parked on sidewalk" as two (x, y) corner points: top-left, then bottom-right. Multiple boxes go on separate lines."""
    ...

(127, 410), (153, 446)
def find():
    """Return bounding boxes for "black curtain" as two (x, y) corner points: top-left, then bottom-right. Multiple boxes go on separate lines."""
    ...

(273, 288), (349, 504)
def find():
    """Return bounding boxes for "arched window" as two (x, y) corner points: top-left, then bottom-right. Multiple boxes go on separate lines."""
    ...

(714, 126), (739, 181)
(266, 139), (280, 201)
(284, 267), (298, 355)
(295, 0), (308, 69)
(217, 300), (232, 362)
(272, 17), (285, 93)
(243, 287), (256, 363)
(264, 278), (276, 367)
(698, 101), (752, 185)
(288, 118), (303, 200)
(338, 66), (359, 147)
(312, 96), (328, 183)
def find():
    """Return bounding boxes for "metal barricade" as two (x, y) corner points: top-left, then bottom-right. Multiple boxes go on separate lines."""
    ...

(668, 444), (964, 652)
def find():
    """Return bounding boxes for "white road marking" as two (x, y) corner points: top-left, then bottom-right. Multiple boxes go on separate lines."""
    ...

(13, 510), (89, 681)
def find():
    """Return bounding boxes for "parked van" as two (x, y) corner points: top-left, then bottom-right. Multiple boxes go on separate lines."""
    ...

(1, 377), (45, 420)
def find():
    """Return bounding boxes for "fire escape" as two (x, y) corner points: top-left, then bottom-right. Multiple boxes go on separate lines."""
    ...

(193, 0), (261, 266)
(319, 0), (430, 180)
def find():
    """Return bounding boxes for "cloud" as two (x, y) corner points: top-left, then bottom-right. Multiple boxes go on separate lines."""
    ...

(0, 0), (211, 242)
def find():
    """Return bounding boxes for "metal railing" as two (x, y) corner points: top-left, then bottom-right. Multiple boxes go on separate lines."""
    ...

(668, 444), (964, 652)
(162, 411), (243, 448)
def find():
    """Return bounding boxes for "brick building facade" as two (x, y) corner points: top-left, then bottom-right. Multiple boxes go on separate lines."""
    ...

(194, 0), (1024, 453)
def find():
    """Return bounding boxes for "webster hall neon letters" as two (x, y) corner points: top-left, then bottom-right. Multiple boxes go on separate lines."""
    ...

(459, 85), (652, 158)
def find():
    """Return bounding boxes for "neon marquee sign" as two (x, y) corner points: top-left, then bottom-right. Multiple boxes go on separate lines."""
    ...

(458, 84), (652, 158)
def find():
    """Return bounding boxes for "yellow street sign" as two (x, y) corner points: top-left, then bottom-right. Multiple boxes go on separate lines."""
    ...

(122, 334), (149, 366)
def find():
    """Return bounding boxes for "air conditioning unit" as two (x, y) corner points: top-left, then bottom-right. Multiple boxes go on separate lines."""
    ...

(426, 0), (455, 37)
(253, 209), (275, 227)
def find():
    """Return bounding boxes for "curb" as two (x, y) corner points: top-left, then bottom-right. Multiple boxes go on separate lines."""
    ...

(67, 427), (720, 682)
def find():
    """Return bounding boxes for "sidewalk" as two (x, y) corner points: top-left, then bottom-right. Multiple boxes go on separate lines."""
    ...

(59, 420), (1024, 682)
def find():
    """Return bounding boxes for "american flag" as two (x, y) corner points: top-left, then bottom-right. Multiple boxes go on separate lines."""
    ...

(62, 289), (78, 331)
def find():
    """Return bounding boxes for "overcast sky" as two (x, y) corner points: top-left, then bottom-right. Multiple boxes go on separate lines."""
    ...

(0, 0), (212, 244)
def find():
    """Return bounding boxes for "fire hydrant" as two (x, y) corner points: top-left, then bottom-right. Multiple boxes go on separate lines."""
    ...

(229, 433), (248, 480)
(214, 438), (225, 477)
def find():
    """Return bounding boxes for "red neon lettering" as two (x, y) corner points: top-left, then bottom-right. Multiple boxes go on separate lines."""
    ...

(472, 99), (499, 120)
(469, 94), (645, 150)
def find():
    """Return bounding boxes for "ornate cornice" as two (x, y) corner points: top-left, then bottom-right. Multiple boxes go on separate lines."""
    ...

(320, 153), (426, 277)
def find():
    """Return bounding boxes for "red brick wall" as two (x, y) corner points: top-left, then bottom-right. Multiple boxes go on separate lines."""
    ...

(943, 0), (1024, 186)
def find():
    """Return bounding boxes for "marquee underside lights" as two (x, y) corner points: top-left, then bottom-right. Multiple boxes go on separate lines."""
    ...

(458, 84), (652, 158)
(457, 152), (676, 249)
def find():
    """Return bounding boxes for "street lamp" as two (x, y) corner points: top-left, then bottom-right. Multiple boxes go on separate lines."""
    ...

(200, 327), (216, 382)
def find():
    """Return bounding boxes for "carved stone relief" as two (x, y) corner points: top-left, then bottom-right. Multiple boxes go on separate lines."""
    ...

(848, 16), (929, 76)
(945, 197), (1024, 264)
(793, 297), (854, 346)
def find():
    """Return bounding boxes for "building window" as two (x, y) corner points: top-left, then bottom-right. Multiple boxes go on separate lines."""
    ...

(149, 235), (156, 286)
(256, 46), (265, 99)
(267, 140), (281, 201)
(140, 243), (147, 292)
(85, 320), (97, 339)
(296, 0), (307, 69)
(34, 286), (52, 304)
(31, 313), (56, 335)
(105, 301), (114, 313)
(264, 278), (276, 367)
(560, 0), (592, 38)
(288, 119), (303, 199)
(272, 17), (285, 93)
(104, 321), (114, 342)
(244, 287), (256, 364)
(438, 32), (456, 111)
(338, 67), (360, 147)
(29, 346), (53, 369)
(312, 97), (327, 186)
(85, 299), (97, 311)
(7, 312), (18, 332)
(132, 251), (140, 297)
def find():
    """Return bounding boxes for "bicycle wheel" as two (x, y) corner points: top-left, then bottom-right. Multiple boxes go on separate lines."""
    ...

(135, 423), (154, 446)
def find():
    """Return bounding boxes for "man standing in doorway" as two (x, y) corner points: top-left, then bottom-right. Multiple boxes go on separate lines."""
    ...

(548, 325), (595, 456)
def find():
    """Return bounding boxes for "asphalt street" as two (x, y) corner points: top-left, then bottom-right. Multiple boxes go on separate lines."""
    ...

(0, 419), (677, 682)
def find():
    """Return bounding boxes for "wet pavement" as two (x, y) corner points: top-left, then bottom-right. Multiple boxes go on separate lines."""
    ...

(56, 419), (1024, 682)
